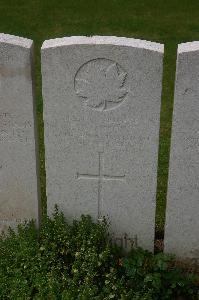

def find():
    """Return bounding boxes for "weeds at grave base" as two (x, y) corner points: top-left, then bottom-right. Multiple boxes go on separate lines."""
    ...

(0, 206), (198, 300)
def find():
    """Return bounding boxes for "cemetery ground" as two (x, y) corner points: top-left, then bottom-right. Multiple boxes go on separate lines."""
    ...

(1, 0), (199, 233)
(0, 0), (199, 298)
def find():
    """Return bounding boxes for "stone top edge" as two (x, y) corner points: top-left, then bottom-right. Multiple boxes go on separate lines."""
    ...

(42, 36), (164, 53)
(178, 41), (199, 53)
(0, 33), (33, 48)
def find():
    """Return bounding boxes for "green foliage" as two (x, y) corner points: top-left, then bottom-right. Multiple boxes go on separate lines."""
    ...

(0, 209), (198, 299)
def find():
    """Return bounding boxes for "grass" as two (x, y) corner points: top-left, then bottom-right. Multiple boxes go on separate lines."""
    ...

(0, 0), (199, 233)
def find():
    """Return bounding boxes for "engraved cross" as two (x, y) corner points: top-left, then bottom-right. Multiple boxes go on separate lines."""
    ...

(77, 152), (125, 219)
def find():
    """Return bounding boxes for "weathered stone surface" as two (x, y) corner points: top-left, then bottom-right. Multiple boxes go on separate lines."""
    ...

(42, 36), (164, 251)
(165, 42), (199, 263)
(0, 33), (40, 232)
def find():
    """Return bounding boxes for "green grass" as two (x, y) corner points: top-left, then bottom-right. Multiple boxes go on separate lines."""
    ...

(0, 0), (199, 233)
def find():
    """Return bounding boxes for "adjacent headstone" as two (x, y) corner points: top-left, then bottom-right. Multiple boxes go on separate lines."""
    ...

(42, 36), (164, 251)
(0, 33), (40, 232)
(165, 42), (199, 263)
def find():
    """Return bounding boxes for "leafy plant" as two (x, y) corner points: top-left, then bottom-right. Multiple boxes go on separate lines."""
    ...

(0, 208), (198, 299)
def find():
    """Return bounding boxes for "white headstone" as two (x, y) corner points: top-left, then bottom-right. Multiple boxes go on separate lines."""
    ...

(42, 36), (164, 251)
(165, 42), (199, 263)
(0, 33), (40, 232)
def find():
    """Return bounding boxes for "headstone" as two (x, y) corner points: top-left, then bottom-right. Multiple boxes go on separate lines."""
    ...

(0, 33), (40, 232)
(42, 36), (164, 251)
(165, 42), (199, 263)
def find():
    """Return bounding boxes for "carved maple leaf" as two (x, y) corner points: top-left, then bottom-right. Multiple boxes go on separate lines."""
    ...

(76, 61), (128, 110)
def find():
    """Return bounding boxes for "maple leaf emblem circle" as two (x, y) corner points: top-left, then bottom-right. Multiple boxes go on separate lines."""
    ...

(74, 58), (128, 111)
